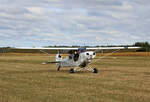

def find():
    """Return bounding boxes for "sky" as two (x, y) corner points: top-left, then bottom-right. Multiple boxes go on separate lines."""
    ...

(0, 0), (150, 47)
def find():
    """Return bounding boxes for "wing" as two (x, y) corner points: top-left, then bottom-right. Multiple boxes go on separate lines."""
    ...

(10, 46), (141, 53)
(13, 47), (78, 50)
(86, 46), (141, 50)
(10, 47), (79, 54)
(86, 46), (141, 52)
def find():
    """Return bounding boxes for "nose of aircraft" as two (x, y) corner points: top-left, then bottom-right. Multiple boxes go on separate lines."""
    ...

(90, 55), (93, 59)
(85, 51), (96, 60)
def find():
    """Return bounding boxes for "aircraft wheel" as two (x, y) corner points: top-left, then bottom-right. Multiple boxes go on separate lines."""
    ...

(93, 68), (98, 73)
(70, 68), (75, 73)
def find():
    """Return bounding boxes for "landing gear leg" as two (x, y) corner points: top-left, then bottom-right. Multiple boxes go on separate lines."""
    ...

(69, 67), (98, 73)
(70, 67), (84, 73)
(86, 66), (98, 73)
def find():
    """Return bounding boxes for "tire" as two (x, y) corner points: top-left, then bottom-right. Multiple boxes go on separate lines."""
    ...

(70, 68), (75, 73)
(93, 68), (98, 73)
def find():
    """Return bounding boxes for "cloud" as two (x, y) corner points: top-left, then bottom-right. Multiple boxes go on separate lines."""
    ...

(0, 0), (149, 47)
(27, 7), (46, 15)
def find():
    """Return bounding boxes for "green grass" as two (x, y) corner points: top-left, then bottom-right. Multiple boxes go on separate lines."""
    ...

(0, 55), (150, 102)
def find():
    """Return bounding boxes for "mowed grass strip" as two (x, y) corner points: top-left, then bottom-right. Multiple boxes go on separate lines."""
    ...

(0, 54), (150, 102)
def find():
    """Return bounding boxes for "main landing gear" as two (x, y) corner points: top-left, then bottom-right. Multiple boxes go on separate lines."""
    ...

(93, 68), (98, 73)
(69, 67), (98, 73)
(69, 68), (75, 73)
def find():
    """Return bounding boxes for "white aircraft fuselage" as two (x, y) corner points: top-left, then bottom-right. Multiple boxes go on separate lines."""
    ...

(56, 50), (96, 68)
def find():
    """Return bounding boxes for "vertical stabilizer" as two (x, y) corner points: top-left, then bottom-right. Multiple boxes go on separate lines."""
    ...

(56, 54), (62, 71)
(56, 54), (62, 61)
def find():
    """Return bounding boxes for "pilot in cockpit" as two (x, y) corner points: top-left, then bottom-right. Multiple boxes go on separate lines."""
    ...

(69, 50), (79, 61)
(73, 51), (79, 61)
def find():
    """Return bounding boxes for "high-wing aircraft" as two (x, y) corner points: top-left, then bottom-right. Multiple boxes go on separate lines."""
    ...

(11, 46), (140, 73)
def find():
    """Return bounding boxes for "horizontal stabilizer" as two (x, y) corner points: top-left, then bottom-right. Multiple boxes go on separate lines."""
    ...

(42, 61), (61, 64)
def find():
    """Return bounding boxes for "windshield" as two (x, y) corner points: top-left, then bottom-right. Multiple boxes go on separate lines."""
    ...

(78, 48), (87, 53)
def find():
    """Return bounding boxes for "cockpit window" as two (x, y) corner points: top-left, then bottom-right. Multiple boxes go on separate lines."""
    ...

(78, 48), (87, 53)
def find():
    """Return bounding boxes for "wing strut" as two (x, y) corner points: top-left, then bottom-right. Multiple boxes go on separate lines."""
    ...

(89, 49), (121, 65)
(39, 50), (52, 62)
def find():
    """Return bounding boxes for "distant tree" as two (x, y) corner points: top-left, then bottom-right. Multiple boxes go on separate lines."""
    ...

(134, 42), (150, 52)
(135, 41), (150, 47)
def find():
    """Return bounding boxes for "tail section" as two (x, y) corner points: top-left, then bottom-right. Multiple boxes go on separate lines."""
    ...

(56, 54), (62, 71)
(56, 54), (62, 61)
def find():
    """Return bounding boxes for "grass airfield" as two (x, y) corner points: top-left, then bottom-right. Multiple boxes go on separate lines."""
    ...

(0, 53), (150, 102)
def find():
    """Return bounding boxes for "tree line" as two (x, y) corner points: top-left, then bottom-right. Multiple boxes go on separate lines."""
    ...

(0, 42), (150, 52)
(134, 42), (150, 52)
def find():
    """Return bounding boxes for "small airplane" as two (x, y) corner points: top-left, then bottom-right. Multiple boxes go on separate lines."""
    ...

(11, 46), (141, 73)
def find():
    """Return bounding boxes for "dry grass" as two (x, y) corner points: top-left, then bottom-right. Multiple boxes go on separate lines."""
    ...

(0, 53), (150, 102)
(0, 53), (53, 56)
(97, 52), (150, 56)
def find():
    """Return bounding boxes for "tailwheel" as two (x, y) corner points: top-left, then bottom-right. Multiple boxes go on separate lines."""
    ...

(69, 68), (75, 73)
(93, 68), (98, 73)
